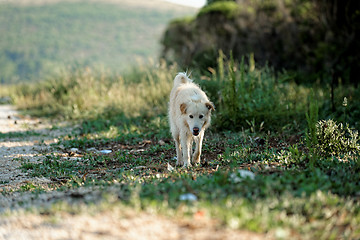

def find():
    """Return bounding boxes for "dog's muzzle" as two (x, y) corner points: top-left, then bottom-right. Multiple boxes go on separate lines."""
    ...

(192, 127), (200, 136)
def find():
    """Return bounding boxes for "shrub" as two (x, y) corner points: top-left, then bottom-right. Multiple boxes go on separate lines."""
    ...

(199, 1), (240, 19)
(315, 119), (360, 157)
(202, 52), (309, 131)
(162, 0), (360, 84)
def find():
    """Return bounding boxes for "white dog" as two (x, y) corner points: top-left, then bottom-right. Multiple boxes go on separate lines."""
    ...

(169, 73), (215, 167)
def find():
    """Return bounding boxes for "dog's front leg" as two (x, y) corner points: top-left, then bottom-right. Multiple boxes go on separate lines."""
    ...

(180, 133), (191, 167)
(174, 136), (183, 166)
(192, 131), (204, 164)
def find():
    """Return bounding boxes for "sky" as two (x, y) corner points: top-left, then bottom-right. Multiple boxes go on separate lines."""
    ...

(164, 0), (206, 8)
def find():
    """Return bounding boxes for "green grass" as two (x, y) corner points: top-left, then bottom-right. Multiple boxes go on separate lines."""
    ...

(11, 127), (360, 239)
(10, 63), (177, 120)
(2, 59), (360, 238)
(0, 0), (195, 83)
(0, 130), (41, 139)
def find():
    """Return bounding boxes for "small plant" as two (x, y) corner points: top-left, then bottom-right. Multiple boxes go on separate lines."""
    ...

(305, 90), (319, 169)
(20, 182), (38, 192)
(315, 119), (360, 157)
(245, 119), (264, 133)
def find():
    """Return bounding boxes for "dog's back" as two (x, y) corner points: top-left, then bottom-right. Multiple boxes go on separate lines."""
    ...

(169, 73), (209, 113)
(169, 73), (191, 120)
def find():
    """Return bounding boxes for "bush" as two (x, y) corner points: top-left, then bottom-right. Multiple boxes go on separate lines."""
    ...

(201, 52), (309, 131)
(162, 0), (360, 84)
(199, 1), (240, 18)
(315, 119), (360, 157)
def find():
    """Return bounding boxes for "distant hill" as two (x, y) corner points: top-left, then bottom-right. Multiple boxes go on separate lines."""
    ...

(0, 0), (196, 83)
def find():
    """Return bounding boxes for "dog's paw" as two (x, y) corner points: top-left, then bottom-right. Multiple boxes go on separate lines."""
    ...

(175, 160), (183, 167)
(192, 159), (201, 165)
(175, 156), (183, 166)
(182, 162), (192, 168)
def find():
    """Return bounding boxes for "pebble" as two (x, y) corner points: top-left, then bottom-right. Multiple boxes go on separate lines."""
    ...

(98, 150), (112, 154)
(70, 148), (80, 153)
(179, 193), (198, 201)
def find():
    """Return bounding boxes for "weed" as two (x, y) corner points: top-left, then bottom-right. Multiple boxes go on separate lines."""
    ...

(19, 182), (37, 192)
(205, 53), (310, 131)
(305, 90), (319, 170)
(315, 119), (360, 157)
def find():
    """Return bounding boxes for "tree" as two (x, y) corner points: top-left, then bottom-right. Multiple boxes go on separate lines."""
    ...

(313, 0), (360, 85)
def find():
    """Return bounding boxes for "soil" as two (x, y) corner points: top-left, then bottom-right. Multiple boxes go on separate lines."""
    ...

(0, 105), (268, 240)
(0, 105), (64, 190)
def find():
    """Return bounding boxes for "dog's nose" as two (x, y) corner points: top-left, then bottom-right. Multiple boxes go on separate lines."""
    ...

(193, 127), (200, 136)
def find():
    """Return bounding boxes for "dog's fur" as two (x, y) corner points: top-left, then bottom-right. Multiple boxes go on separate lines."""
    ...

(169, 73), (215, 167)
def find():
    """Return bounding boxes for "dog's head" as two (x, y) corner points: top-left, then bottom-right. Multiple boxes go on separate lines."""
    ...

(180, 101), (215, 136)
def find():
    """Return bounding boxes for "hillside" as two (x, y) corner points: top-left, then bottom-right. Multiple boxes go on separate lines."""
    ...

(0, 0), (196, 84)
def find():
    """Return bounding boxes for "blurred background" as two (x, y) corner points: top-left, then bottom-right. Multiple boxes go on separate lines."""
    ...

(1, 0), (359, 85)
(0, 0), (198, 84)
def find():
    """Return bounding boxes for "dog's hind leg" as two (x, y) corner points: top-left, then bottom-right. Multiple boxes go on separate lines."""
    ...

(192, 131), (204, 164)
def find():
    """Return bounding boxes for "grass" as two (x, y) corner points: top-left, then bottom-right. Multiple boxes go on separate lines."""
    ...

(11, 128), (360, 239)
(1, 59), (360, 239)
(0, 130), (41, 139)
(10, 62), (178, 120)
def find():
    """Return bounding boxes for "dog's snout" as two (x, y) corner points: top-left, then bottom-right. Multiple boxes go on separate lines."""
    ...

(193, 127), (200, 136)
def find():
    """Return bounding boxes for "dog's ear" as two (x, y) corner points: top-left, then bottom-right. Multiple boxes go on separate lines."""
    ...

(205, 102), (215, 111)
(180, 103), (187, 114)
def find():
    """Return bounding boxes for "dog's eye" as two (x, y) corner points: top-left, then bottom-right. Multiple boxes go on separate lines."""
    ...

(199, 115), (204, 119)
(189, 115), (193, 119)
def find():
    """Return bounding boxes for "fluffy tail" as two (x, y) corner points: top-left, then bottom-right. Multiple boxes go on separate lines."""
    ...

(173, 72), (192, 86)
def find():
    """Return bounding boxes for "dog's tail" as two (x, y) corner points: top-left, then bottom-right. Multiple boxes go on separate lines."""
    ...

(173, 72), (192, 86)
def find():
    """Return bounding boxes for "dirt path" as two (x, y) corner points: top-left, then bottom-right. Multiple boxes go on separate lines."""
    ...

(1, 211), (265, 240)
(0, 105), (267, 240)
(0, 105), (61, 189)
